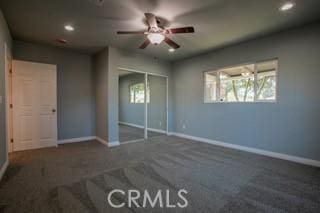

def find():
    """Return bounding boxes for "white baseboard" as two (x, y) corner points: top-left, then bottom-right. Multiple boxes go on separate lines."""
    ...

(95, 137), (120, 147)
(148, 127), (167, 134)
(119, 121), (143, 129)
(108, 141), (120, 147)
(119, 121), (167, 134)
(172, 132), (320, 168)
(58, 136), (96, 144)
(0, 158), (9, 181)
(95, 136), (108, 145)
(121, 139), (145, 145)
(58, 136), (120, 148)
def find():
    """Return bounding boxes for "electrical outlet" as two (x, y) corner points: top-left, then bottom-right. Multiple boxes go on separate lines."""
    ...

(159, 121), (162, 127)
(182, 124), (186, 129)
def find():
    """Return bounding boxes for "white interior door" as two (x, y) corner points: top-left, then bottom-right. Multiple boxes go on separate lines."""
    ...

(12, 60), (57, 151)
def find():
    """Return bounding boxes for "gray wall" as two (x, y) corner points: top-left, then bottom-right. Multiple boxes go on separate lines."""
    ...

(13, 40), (95, 140)
(107, 46), (172, 142)
(92, 48), (108, 141)
(119, 73), (167, 131)
(0, 9), (11, 169)
(147, 75), (167, 131)
(173, 21), (320, 161)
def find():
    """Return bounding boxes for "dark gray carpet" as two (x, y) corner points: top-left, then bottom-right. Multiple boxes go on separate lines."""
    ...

(119, 124), (164, 143)
(0, 135), (320, 212)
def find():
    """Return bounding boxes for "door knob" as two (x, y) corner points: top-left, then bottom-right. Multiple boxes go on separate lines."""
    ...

(52, 109), (56, 113)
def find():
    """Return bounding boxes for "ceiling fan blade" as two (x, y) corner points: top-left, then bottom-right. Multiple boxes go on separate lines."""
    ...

(117, 31), (147, 35)
(164, 37), (180, 49)
(165, 27), (194, 34)
(139, 39), (151, 49)
(145, 13), (158, 29)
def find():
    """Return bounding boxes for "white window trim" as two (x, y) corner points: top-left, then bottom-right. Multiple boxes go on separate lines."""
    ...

(203, 58), (278, 103)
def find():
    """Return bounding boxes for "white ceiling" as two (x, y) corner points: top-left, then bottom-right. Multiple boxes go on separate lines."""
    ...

(1, 0), (320, 61)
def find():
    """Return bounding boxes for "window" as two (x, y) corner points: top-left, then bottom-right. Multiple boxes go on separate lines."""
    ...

(130, 83), (150, 103)
(256, 61), (277, 101)
(204, 59), (277, 102)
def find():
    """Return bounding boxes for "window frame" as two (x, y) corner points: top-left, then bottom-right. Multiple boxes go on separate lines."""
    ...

(203, 58), (278, 103)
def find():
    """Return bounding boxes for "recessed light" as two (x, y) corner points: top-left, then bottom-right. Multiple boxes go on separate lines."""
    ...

(169, 48), (175, 52)
(64, 25), (74, 31)
(279, 2), (295, 11)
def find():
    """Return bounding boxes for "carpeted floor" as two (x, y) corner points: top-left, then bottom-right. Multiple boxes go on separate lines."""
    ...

(119, 124), (164, 143)
(0, 135), (320, 212)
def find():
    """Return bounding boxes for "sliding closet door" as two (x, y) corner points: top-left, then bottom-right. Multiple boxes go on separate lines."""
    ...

(147, 74), (167, 139)
(118, 70), (146, 143)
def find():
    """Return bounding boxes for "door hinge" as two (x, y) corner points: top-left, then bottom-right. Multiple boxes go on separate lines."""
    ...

(10, 138), (14, 143)
(10, 104), (13, 108)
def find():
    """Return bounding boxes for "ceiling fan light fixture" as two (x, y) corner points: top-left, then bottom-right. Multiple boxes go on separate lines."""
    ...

(147, 33), (165, 45)
(117, 13), (194, 49)
(241, 70), (251, 77)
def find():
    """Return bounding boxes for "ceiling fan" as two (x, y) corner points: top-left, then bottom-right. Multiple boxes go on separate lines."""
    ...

(117, 13), (195, 49)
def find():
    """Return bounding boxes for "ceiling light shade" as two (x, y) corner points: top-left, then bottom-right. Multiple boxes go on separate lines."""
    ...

(280, 2), (295, 11)
(169, 48), (175, 52)
(64, 25), (74, 31)
(147, 33), (165, 44)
